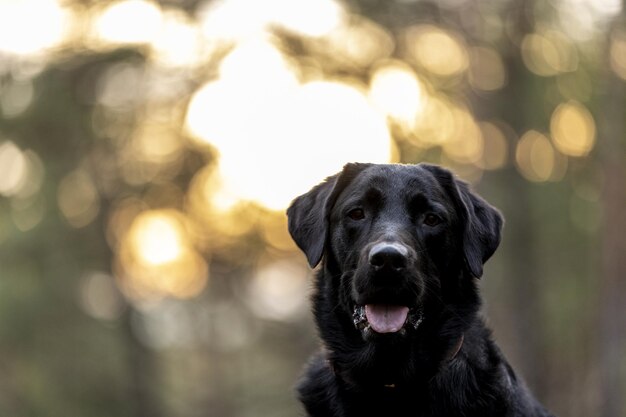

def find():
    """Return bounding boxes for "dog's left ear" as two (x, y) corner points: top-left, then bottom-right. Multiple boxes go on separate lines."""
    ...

(422, 164), (503, 278)
(287, 163), (370, 268)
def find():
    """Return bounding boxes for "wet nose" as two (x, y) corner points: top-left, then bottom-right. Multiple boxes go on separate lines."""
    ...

(369, 242), (409, 271)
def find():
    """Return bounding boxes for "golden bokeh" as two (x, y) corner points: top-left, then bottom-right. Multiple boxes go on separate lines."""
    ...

(245, 258), (310, 321)
(406, 25), (469, 78)
(521, 30), (578, 77)
(515, 130), (567, 182)
(150, 9), (207, 68)
(550, 101), (596, 157)
(94, 0), (163, 46)
(477, 122), (509, 170)
(441, 106), (484, 164)
(185, 38), (393, 211)
(410, 95), (457, 147)
(369, 60), (427, 129)
(117, 209), (208, 301)
(186, 165), (258, 241)
(316, 15), (394, 69)
(0, 0), (72, 56)
(129, 211), (186, 266)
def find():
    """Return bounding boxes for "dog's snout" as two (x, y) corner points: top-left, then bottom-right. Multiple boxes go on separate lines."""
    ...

(369, 242), (409, 271)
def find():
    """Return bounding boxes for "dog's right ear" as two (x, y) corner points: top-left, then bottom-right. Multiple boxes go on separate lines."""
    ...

(287, 163), (370, 268)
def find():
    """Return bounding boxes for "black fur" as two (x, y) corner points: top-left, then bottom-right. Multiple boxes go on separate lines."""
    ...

(287, 163), (553, 417)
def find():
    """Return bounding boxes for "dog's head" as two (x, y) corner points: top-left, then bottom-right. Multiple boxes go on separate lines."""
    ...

(287, 163), (502, 342)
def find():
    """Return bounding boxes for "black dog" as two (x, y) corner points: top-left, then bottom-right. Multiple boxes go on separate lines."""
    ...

(287, 163), (553, 417)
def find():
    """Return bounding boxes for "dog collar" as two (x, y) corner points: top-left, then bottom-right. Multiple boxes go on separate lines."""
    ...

(448, 333), (464, 361)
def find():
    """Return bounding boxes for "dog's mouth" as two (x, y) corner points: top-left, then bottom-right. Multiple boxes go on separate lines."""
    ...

(352, 304), (423, 336)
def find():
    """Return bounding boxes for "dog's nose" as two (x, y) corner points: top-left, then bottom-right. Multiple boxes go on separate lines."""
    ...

(369, 242), (408, 271)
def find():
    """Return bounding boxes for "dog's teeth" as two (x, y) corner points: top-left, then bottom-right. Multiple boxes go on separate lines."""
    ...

(353, 306), (367, 328)
(410, 311), (424, 329)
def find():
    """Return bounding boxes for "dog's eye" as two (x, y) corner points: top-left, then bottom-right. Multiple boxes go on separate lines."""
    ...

(347, 208), (365, 220)
(423, 213), (442, 227)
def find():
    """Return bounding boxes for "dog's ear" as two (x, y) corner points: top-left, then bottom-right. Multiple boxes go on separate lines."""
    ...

(422, 164), (503, 278)
(287, 163), (371, 268)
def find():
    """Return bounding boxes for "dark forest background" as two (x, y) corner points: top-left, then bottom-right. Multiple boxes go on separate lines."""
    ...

(0, 0), (625, 416)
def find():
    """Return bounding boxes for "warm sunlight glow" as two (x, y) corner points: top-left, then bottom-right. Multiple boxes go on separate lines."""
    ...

(410, 95), (456, 147)
(369, 61), (427, 127)
(0, 0), (71, 55)
(130, 211), (185, 266)
(150, 10), (206, 68)
(95, 0), (162, 45)
(185, 40), (393, 211)
(550, 101), (596, 157)
(407, 25), (468, 77)
(118, 210), (208, 302)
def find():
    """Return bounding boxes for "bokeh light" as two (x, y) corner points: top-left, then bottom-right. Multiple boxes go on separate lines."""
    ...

(245, 258), (310, 321)
(317, 15), (394, 68)
(150, 10), (207, 68)
(369, 60), (427, 128)
(406, 25), (469, 78)
(441, 105), (484, 164)
(410, 95), (456, 147)
(117, 210), (208, 301)
(0, 0), (72, 55)
(0, 141), (28, 196)
(185, 38), (393, 211)
(521, 30), (578, 77)
(477, 122), (509, 170)
(515, 130), (567, 182)
(79, 271), (125, 321)
(94, 0), (162, 45)
(550, 101), (596, 157)
(130, 211), (186, 266)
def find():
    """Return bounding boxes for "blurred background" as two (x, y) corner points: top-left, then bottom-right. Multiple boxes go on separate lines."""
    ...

(0, 0), (625, 416)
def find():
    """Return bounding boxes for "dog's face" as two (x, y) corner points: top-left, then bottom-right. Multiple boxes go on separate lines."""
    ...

(288, 163), (502, 343)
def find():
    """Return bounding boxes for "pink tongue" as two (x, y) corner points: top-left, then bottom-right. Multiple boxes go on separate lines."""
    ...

(365, 304), (410, 333)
